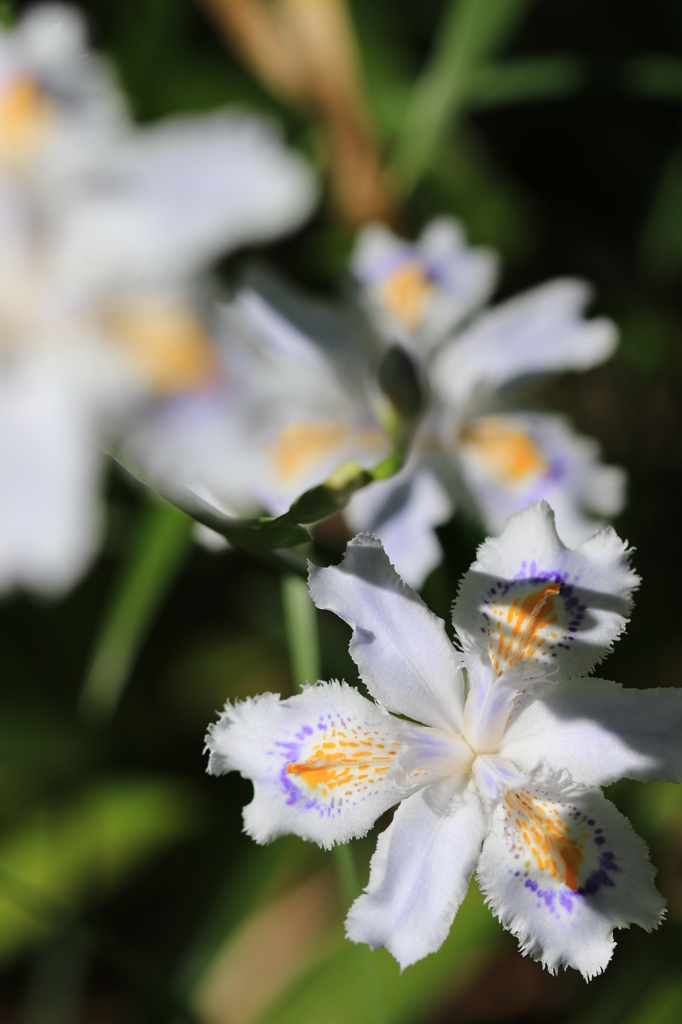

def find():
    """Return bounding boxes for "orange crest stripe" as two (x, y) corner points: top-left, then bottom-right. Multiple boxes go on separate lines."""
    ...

(503, 789), (586, 891)
(487, 583), (562, 676)
(286, 726), (399, 800)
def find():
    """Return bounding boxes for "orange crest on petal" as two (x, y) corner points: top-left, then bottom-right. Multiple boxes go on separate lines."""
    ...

(461, 417), (548, 485)
(0, 77), (52, 166)
(380, 262), (433, 331)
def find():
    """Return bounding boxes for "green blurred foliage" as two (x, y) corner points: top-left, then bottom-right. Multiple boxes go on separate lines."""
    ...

(0, 777), (202, 963)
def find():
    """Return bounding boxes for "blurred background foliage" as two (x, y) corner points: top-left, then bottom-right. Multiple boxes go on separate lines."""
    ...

(4, 0), (682, 1020)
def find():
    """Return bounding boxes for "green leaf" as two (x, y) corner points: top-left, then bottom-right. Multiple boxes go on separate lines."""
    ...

(640, 151), (682, 281)
(392, 0), (535, 192)
(79, 497), (193, 722)
(628, 780), (682, 835)
(179, 837), (325, 1002)
(619, 982), (682, 1024)
(166, 633), (292, 724)
(427, 129), (534, 260)
(0, 777), (202, 965)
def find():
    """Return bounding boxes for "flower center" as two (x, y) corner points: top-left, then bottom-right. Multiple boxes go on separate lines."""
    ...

(459, 417), (548, 484)
(102, 303), (216, 394)
(0, 77), (52, 166)
(393, 723), (475, 780)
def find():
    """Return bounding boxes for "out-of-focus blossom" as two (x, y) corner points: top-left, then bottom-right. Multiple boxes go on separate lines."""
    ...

(352, 218), (498, 352)
(123, 275), (393, 528)
(0, 4), (125, 180)
(346, 219), (624, 586)
(207, 503), (682, 978)
(0, 4), (317, 595)
(126, 220), (622, 581)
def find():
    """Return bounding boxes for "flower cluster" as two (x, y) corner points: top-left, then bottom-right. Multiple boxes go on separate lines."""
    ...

(207, 503), (682, 977)
(123, 216), (625, 589)
(347, 221), (625, 585)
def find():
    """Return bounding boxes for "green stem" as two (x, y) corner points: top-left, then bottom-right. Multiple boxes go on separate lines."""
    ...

(281, 574), (388, 1024)
(332, 842), (360, 907)
(333, 845), (389, 1024)
(281, 573), (320, 690)
(79, 497), (193, 723)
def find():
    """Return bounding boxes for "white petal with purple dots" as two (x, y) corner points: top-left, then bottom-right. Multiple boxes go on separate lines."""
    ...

(477, 780), (665, 979)
(452, 501), (638, 683)
(206, 682), (416, 849)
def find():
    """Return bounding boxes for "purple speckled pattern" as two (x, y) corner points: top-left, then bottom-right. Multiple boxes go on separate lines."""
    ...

(495, 785), (623, 924)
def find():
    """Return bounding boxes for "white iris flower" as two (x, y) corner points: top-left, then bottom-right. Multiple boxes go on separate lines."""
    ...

(207, 502), (682, 979)
(347, 219), (625, 587)
(0, 5), (317, 595)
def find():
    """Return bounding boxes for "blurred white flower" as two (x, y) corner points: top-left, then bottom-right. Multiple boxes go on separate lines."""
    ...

(352, 217), (499, 353)
(346, 220), (625, 587)
(0, 5), (318, 596)
(0, 4), (125, 179)
(122, 275), (393, 529)
(125, 232), (623, 579)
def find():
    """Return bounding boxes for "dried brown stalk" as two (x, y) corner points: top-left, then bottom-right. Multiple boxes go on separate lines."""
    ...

(196, 0), (397, 225)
